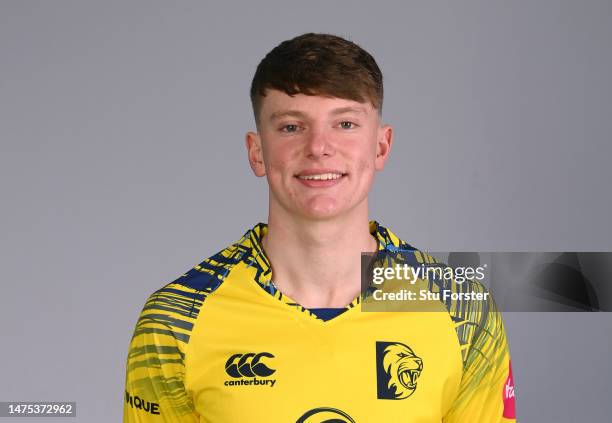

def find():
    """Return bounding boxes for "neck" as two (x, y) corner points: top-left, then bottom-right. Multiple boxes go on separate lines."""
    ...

(262, 203), (378, 308)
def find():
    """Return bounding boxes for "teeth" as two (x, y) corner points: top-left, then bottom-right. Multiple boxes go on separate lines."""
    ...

(298, 173), (343, 181)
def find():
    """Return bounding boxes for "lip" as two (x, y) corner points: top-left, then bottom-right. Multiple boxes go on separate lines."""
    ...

(294, 169), (347, 188)
(295, 168), (346, 177)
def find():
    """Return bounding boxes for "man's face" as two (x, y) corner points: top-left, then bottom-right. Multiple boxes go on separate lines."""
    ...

(246, 89), (393, 220)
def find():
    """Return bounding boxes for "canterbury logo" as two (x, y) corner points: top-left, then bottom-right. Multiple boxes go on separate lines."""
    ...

(225, 352), (276, 378)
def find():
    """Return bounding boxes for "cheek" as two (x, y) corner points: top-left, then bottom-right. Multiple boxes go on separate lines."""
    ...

(352, 149), (377, 174)
(263, 145), (300, 193)
(356, 157), (375, 171)
(263, 143), (294, 174)
(349, 135), (379, 170)
(350, 152), (378, 193)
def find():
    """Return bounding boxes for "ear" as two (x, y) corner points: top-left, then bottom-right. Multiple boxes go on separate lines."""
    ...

(245, 131), (266, 177)
(374, 124), (393, 170)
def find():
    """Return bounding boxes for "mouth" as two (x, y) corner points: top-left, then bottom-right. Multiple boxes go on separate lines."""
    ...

(294, 171), (347, 187)
(296, 172), (346, 181)
(399, 369), (420, 389)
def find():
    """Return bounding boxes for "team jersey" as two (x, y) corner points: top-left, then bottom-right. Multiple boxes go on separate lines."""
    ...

(123, 221), (517, 422)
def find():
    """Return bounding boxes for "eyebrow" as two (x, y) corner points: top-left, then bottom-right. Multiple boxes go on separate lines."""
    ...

(330, 106), (367, 116)
(269, 110), (307, 122)
(268, 106), (368, 122)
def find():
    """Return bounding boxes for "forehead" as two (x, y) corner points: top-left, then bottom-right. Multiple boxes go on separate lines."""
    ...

(260, 89), (377, 122)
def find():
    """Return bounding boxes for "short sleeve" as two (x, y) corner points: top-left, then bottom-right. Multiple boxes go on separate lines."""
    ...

(443, 284), (517, 422)
(123, 288), (200, 422)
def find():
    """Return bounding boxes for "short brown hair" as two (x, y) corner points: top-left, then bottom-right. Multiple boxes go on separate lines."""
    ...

(250, 33), (383, 126)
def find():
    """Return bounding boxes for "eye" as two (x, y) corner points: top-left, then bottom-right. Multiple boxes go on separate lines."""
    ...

(280, 124), (300, 133)
(339, 121), (356, 129)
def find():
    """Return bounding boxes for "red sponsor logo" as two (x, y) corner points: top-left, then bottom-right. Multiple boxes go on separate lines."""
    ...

(503, 360), (516, 419)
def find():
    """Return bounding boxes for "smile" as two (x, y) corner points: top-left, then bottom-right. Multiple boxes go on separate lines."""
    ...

(297, 173), (344, 181)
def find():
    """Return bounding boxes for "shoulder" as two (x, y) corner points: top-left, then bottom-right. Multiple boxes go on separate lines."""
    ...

(155, 222), (268, 297)
(375, 222), (509, 366)
(371, 220), (417, 252)
(134, 223), (266, 343)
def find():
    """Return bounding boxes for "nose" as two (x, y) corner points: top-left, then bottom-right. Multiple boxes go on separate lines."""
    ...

(304, 127), (335, 158)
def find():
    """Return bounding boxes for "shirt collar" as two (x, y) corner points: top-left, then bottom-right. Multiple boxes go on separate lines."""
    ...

(238, 221), (415, 287)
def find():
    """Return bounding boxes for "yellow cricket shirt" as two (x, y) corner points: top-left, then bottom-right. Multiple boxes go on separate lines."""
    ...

(123, 221), (517, 422)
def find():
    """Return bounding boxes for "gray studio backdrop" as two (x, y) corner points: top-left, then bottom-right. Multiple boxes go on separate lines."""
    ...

(1, 1), (611, 422)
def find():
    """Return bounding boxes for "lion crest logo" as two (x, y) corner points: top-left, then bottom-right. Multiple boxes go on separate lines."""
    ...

(376, 341), (423, 400)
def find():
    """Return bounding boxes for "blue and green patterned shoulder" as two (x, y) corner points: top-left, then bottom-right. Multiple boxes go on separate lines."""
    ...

(371, 224), (511, 418)
(370, 223), (508, 368)
(124, 230), (258, 421)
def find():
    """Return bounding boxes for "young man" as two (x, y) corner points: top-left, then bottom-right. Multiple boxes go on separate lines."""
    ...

(123, 33), (517, 422)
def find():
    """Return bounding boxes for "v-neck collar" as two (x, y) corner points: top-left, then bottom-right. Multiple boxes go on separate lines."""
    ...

(237, 221), (415, 322)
